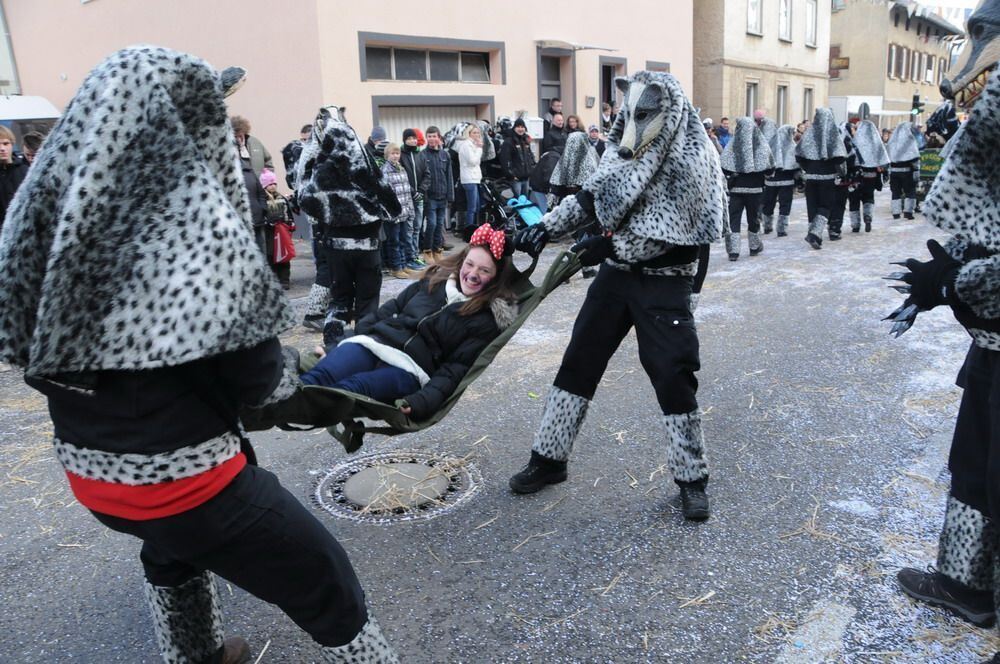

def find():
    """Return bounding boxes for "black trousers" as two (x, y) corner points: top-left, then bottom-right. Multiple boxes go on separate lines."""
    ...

(313, 238), (333, 289)
(96, 465), (368, 647)
(728, 192), (762, 234)
(949, 344), (1000, 519)
(848, 179), (877, 211)
(554, 266), (699, 415)
(804, 179), (838, 221)
(328, 248), (382, 324)
(762, 184), (794, 216)
(890, 171), (916, 201)
(828, 185), (850, 233)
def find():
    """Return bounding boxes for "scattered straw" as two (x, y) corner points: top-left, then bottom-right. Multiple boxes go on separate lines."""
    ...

(252, 639), (271, 664)
(512, 529), (557, 552)
(473, 513), (499, 531)
(678, 590), (716, 608)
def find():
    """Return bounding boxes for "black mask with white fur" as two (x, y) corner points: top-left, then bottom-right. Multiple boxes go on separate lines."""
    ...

(0, 46), (294, 377)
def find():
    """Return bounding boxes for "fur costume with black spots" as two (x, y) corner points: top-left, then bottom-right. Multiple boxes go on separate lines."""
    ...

(2, 47), (396, 663)
(796, 108), (847, 245)
(517, 71), (721, 503)
(762, 124), (799, 232)
(887, 121), (920, 216)
(721, 117), (774, 256)
(901, 64), (1000, 628)
(847, 120), (887, 230)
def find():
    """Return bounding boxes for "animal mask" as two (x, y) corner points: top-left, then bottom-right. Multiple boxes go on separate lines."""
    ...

(943, 0), (1000, 109)
(613, 75), (674, 160)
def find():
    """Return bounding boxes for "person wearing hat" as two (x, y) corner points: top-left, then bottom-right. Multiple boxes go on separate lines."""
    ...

(400, 128), (427, 268)
(261, 169), (297, 289)
(702, 118), (723, 154)
(587, 124), (606, 158)
(365, 125), (388, 166)
(499, 118), (536, 197)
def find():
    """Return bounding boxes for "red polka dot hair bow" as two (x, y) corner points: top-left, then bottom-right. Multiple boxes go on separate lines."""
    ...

(469, 224), (506, 261)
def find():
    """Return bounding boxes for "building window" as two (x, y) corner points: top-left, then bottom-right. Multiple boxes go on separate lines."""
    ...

(779, 0), (793, 41)
(898, 47), (909, 79)
(805, 0), (818, 46)
(938, 58), (946, 84)
(745, 81), (759, 116)
(912, 52), (922, 83)
(777, 85), (788, 124)
(887, 44), (897, 79)
(748, 0), (763, 35)
(803, 87), (815, 122)
(364, 46), (491, 83)
(925, 55), (935, 84)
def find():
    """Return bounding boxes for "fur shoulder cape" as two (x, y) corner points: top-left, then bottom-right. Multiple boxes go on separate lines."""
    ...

(886, 122), (921, 163)
(758, 118), (778, 146)
(770, 125), (799, 170)
(853, 120), (890, 168)
(550, 132), (600, 186)
(295, 106), (400, 227)
(0, 46), (294, 377)
(720, 117), (775, 173)
(796, 108), (847, 161)
(583, 71), (725, 245)
(926, 68), (1000, 250)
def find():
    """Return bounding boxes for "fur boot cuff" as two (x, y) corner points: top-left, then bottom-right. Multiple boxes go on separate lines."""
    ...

(531, 387), (589, 462)
(144, 572), (224, 664)
(662, 411), (709, 484)
(321, 616), (399, 663)
(937, 495), (998, 592)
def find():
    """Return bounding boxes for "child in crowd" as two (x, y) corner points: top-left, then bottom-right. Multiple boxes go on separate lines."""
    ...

(301, 224), (518, 420)
(380, 143), (417, 279)
(261, 170), (297, 289)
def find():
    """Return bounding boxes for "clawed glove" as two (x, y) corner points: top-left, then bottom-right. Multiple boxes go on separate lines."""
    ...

(515, 224), (550, 257)
(900, 239), (960, 311)
(571, 234), (614, 266)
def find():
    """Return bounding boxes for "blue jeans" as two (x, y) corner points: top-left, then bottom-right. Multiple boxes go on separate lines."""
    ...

(462, 183), (480, 229)
(300, 342), (419, 403)
(383, 220), (406, 270)
(423, 198), (447, 250)
(410, 198), (424, 258)
(511, 179), (529, 197)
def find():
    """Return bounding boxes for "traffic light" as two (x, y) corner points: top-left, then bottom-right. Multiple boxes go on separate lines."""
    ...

(911, 94), (925, 116)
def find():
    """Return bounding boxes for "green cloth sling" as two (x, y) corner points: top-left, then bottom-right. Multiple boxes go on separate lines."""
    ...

(242, 251), (582, 452)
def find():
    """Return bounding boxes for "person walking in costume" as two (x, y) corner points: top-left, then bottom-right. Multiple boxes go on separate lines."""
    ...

(508, 71), (726, 521)
(0, 47), (397, 664)
(754, 118), (778, 233)
(889, 65), (1000, 651)
(827, 122), (859, 241)
(886, 121), (921, 220)
(796, 107), (847, 250)
(848, 120), (889, 233)
(762, 124), (799, 237)
(721, 117), (774, 261)
(295, 106), (402, 345)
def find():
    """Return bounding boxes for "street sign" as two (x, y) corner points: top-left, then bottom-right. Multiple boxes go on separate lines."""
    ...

(830, 57), (850, 70)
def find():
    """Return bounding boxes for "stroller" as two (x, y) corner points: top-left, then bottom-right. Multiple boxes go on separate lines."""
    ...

(451, 176), (542, 241)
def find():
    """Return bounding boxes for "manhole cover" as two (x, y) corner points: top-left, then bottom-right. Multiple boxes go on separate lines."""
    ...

(314, 451), (483, 525)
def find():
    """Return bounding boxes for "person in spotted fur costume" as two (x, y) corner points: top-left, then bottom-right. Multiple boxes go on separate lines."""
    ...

(508, 71), (725, 520)
(888, 65), (1000, 650)
(0, 47), (397, 664)
(720, 116), (774, 261)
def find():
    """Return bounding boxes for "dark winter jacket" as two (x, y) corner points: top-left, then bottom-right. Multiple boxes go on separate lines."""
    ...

(400, 145), (427, 198)
(499, 133), (536, 180)
(420, 146), (454, 202)
(281, 139), (304, 188)
(724, 171), (766, 194)
(529, 151), (562, 194)
(796, 156), (846, 181)
(380, 160), (415, 222)
(589, 138), (606, 158)
(242, 162), (267, 227)
(0, 157), (29, 229)
(541, 128), (567, 156)
(353, 279), (514, 419)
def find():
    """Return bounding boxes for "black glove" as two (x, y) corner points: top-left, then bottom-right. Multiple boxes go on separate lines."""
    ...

(571, 234), (614, 266)
(515, 224), (550, 257)
(900, 239), (960, 311)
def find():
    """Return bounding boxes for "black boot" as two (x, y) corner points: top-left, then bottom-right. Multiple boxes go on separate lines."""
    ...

(677, 480), (710, 521)
(897, 567), (996, 627)
(728, 253), (739, 262)
(302, 315), (324, 332)
(509, 451), (568, 494)
(983, 653), (1000, 664)
(805, 233), (822, 250)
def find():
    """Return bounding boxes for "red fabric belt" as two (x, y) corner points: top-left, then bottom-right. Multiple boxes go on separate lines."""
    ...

(65, 453), (247, 520)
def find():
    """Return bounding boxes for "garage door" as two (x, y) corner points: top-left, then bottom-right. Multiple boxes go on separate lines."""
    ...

(377, 105), (479, 145)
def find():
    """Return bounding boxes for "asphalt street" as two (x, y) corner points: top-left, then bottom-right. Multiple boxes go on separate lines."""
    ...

(0, 189), (995, 663)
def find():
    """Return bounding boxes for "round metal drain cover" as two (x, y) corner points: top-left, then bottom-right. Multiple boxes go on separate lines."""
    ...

(315, 451), (483, 525)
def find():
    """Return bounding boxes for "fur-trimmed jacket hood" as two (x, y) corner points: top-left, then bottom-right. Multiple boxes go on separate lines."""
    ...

(770, 125), (800, 171)
(796, 108), (847, 161)
(720, 117), (775, 174)
(582, 71), (725, 245)
(550, 132), (600, 187)
(886, 122), (921, 163)
(853, 120), (890, 168)
(0, 46), (294, 377)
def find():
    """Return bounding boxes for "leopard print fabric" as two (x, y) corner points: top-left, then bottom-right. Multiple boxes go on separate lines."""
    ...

(937, 495), (998, 591)
(145, 572), (224, 664)
(321, 617), (399, 664)
(530, 387), (590, 462)
(0, 46), (294, 377)
(719, 117), (774, 173)
(663, 411), (709, 484)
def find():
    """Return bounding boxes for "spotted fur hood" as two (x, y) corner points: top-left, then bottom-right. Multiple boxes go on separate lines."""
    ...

(295, 106), (400, 228)
(926, 68), (1000, 250)
(887, 122), (921, 162)
(720, 117), (775, 174)
(853, 120), (890, 168)
(0, 46), (294, 377)
(550, 132), (600, 187)
(583, 71), (725, 245)
(758, 118), (778, 146)
(770, 125), (800, 170)
(796, 108), (847, 161)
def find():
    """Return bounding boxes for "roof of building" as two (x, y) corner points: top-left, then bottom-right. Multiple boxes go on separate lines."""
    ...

(890, 1), (964, 36)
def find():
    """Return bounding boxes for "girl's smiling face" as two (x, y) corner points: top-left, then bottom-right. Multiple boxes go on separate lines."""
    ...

(459, 246), (497, 295)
